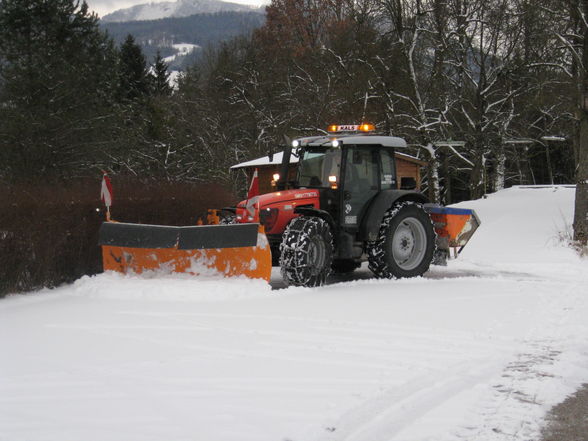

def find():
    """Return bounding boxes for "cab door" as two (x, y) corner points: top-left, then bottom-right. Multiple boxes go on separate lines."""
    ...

(341, 145), (380, 227)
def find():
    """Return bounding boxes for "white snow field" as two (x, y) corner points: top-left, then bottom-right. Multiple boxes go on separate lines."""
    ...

(1, 186), (587, 441)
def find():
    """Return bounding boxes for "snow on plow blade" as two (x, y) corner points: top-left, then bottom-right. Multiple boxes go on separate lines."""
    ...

(98, 222), (272, 281)
(425, 206), (481, 254)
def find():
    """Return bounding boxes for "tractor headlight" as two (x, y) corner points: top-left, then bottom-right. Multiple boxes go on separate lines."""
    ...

(259, 208), (279, 232)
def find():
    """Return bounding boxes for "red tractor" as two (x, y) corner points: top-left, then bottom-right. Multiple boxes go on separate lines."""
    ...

(99, 124), (479, 287)
(232, 124), (438, 287)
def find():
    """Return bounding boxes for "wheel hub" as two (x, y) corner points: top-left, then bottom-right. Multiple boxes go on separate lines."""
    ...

(308, 238), (326, 275)
(391, 218), (427, 271)
(400, 236), (413, 250)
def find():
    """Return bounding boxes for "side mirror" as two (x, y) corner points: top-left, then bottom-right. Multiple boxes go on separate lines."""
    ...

(400, 177), (417, 190)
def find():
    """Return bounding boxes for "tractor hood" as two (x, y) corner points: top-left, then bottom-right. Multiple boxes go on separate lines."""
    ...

(237, 189), (321, 210)
(260, 189), (320, 207)
(236, 189), (321, 233)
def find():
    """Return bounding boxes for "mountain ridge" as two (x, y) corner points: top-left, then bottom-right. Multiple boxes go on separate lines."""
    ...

(102, 0), (263, 23)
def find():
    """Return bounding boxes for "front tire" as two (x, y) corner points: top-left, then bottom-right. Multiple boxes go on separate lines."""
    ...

(280, 216), (333, 287)
(368, 202), (435, 279)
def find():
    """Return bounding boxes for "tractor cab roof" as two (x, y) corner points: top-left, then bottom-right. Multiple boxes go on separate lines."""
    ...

(293, 134), (407, 149)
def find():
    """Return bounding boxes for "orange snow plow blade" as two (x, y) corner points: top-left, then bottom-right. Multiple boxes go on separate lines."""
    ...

(99, 222), (272, 282)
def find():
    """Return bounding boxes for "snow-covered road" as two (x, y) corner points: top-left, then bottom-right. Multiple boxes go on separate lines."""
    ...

(1, 186), (586, 441)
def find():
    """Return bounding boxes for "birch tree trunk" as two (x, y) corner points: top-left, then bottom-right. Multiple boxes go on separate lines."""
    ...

(470, 149), (486, 199)
(424, 143), (441, 203)
(494, 143), (506, 192)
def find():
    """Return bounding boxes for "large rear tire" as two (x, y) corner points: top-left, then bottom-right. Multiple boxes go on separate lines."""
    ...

(368, 202), (435, 279)
(280, 216), (333, 287)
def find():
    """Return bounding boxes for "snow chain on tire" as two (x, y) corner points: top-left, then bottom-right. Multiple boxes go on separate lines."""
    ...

(279, 216), (333, 287)
(367, 201), (436, 279)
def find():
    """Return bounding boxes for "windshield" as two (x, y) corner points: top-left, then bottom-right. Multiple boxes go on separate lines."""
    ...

(297, 147), (341, 188)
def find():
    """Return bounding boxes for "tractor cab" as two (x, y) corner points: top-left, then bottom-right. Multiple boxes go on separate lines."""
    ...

(289, 124), (409, 234)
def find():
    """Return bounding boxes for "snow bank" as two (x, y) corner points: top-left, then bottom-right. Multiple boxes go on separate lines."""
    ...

(455, 186), (578, 264)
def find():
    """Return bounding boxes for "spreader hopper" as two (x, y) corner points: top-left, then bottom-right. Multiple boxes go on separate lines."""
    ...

(425, 205), (481, 257)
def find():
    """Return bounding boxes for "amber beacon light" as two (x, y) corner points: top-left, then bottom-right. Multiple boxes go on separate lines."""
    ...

(359, 123), (375, 132)
(327, 123), (375, 133)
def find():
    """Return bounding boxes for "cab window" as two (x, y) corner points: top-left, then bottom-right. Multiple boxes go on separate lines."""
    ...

(298, 148), (341, 187)
(380, 149), (397, 190)
(344, 148), (379, 192)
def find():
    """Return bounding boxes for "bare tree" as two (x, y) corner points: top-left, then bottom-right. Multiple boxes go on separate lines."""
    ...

(536, 0), (588, 243)
(442, 0), (529, 198)
(575, 0), (588, 243)
(374, 0), (457, 203)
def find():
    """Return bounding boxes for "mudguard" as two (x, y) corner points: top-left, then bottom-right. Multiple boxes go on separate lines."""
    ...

(293, 207), (336, 231)
(360, 190), (429, 241)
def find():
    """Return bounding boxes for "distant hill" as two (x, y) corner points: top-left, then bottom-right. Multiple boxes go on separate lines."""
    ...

(102, 0), (260, 22)
(101, 11), (265, 70)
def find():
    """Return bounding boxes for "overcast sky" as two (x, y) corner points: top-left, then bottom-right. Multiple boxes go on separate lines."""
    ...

(86, 0), (266, 18)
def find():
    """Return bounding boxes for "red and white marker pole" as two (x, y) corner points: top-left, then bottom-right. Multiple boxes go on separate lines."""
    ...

(100, 172), (114, 222)
(247, 168), (259, 199)
(246, 168), (260, 222)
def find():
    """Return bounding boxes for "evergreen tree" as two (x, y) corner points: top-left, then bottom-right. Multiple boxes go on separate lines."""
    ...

(151, 51), (172, 96)
(118, 34), (151, 101)
(0, 0), (119, 180)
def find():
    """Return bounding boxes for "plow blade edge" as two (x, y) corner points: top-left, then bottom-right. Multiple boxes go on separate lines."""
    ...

(99, 222), (272, 281)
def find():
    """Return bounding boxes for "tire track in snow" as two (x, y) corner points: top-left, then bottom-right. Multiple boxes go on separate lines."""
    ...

(312, 358), (509, 441)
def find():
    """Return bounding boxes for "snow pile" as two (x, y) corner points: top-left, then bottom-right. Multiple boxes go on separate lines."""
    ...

(1, 186), (586, 441)
(455, 185), (578, 265)
(75, 272), (272, 302)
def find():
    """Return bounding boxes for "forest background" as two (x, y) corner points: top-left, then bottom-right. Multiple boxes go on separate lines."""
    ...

(0, 0), (586, 295)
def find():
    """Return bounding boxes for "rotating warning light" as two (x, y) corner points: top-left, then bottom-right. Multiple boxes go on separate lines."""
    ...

(359, 123), (375, 132)
(327, 123), (375, 133)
